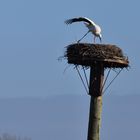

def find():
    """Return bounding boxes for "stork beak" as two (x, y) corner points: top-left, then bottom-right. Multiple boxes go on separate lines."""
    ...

(99, 36), (102, 43)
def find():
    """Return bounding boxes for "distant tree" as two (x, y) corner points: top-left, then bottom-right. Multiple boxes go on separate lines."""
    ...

(2, 133), (10, 140)
(0, 133), (31, 140)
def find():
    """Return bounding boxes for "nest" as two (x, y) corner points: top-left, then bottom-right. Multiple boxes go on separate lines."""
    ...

(65, 43), (129, 68)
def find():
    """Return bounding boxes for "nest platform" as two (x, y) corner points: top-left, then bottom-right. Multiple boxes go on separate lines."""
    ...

(65, 43), (129, 68)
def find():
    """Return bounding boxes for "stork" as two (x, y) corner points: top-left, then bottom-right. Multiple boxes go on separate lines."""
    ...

(65, 17), (102, 43)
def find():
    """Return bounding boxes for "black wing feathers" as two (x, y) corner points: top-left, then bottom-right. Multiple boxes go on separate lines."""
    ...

(65, 17), (92, 25)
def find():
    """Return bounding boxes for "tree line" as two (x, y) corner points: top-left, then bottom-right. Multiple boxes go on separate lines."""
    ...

(0, 133), (31, 140)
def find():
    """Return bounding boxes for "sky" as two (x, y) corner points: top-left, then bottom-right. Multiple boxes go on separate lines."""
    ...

(0, 0), (139, 98)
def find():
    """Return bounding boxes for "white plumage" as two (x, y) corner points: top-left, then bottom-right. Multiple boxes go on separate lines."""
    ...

(65, 17), (102, 43)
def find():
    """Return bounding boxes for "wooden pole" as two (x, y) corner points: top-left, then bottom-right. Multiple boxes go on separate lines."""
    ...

(87, 62), (104, 140)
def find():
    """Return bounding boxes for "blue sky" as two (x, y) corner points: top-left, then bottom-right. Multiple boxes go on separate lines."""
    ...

(0, 0), (139, 98)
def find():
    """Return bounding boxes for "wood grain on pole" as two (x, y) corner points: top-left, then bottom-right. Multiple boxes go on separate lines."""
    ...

(87, 96), (102, 140)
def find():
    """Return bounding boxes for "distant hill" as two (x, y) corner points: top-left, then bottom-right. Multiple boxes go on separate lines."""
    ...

(0, 94), (139, 140)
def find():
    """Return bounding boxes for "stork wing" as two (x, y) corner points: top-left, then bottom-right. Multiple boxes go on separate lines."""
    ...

(65, 17), (95, 25)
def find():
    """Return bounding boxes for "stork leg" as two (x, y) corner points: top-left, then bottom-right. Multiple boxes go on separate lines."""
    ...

(77, 31), (90, 43)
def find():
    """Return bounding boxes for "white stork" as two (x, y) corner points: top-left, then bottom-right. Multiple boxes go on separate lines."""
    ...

(65, 17), (102, 43)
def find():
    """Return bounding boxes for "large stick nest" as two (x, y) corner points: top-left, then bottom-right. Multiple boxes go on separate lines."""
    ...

(65, 43), (129, 68)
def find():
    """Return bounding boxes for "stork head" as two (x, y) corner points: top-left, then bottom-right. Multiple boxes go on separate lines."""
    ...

(98, 34), (102, 43)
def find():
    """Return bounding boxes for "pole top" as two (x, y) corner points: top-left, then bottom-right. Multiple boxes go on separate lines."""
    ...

(65, 43), (129, 68)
